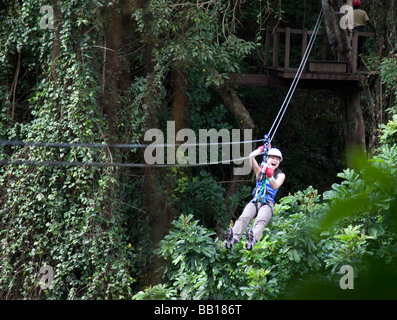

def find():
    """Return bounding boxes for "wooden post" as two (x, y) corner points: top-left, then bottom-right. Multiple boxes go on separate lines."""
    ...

(301, 28), (308, 61)
(351, 30), (358, 73)
(264, 27), (271, 67)
(273, 28), (279, 68)
(322, 35), (328, 60)
(284, 27), (291, 71)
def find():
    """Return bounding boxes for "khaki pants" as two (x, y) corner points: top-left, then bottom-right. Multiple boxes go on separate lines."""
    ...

(233, 200), (274, 242)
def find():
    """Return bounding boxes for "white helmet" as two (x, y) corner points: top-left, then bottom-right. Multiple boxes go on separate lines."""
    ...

(268, 148), (283, 160)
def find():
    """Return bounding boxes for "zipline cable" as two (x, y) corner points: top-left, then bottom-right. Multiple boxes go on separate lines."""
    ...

(0, 138), (264, 149)
(0, 138), (262, 168)
(267, 9), (324, 143)
(0, 153), (254, 168)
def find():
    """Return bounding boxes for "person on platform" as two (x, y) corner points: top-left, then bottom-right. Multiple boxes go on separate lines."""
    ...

(353, 0), (376, 55)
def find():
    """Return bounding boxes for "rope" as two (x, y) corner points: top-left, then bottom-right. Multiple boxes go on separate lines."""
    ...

(0, 153), (255, 168)
(0, 137), (261, 168)
(0, 138), (263, 149)
(267, 9), (324, 143)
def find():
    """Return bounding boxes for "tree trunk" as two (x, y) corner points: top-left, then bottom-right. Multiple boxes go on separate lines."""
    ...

(322, 0), (366, 164)
(50, 3), (61, 82)
(321, 0), (353, 68)
(171, 65), (188, 134)
(341, 89), (367, 166)
(137, 0), (173, 286)
(102, 2), (121, 138)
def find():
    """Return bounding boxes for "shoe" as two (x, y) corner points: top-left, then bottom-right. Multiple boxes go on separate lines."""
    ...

(245, 228), (257, 251)
(225, 228), (235, 250)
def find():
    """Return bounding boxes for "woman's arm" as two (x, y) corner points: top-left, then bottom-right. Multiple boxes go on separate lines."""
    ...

(249, 148), (262, 176)
(268, 172), (285, 190)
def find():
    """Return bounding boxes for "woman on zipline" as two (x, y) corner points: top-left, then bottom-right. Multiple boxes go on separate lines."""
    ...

(225, 146), (285, 250)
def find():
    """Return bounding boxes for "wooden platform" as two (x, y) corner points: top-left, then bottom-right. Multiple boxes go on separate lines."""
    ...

(227, 26), (374, 90)
(307, 60), (347, 73)
(227, 68), (362, 90)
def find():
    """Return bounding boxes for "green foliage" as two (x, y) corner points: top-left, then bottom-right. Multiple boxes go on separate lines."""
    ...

(320, 224), (374, 274)
(0, 0), (257, 300)
(131, 0), (255, 108)
(155, 214), (217, 300)
(380, 53), (397, 115)
(380, 115), (397, 146)
(140, 187), (324, 300)
(180, 170), (228, 228)
(1, 0), (396, 300)
(0, 0), (136, 299)
(132, 284), (177, 300)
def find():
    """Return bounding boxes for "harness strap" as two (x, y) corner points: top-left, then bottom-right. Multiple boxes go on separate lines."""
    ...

(251, 199), (274, 218)
(252, 174), (267, 203)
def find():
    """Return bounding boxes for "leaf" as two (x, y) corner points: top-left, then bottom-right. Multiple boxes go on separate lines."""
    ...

(368, 225), (385, 239)
(288, 249), (301, 263)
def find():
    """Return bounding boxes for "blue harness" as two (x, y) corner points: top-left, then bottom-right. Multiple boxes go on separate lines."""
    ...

(252, 173), (279, 204)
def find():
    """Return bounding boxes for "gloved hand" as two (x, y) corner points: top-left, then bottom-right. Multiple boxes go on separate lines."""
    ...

(260, 163), (273, 178)
(264, 166), (274, 179)
(259, 143), (271, 153)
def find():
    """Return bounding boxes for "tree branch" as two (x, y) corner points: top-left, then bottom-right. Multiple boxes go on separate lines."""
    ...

(210, 69), (256, 131)
(11, 51), (21, 121)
